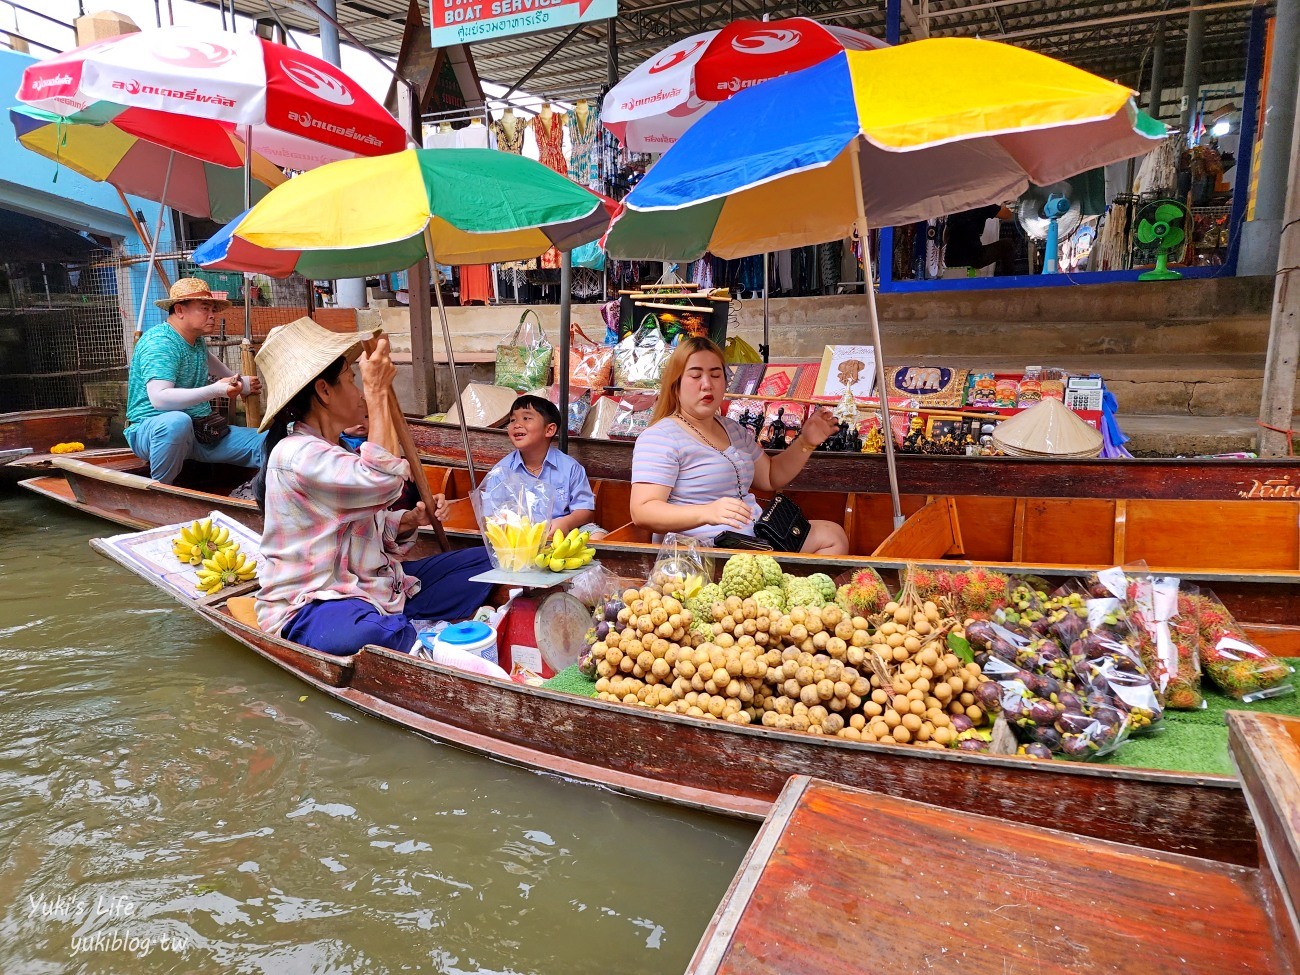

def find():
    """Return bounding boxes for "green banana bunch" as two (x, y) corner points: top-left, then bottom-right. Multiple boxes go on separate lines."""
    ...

(533, 527), (596, 572)
(171, 517), (236, 565)
(194, 546), (258, 595)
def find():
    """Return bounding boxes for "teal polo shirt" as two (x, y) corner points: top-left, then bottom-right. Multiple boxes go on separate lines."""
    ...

(126, 322), (212, 425)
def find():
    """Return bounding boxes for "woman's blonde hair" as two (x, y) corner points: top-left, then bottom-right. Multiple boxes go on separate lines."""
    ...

(651, 335), (727, 426)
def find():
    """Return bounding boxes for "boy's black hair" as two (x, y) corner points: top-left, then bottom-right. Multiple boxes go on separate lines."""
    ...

(508, 394), (562, 436)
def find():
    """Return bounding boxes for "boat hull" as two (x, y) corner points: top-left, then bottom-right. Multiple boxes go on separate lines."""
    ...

(0, 408), (114, 483)
(194, 598), (1259, 865)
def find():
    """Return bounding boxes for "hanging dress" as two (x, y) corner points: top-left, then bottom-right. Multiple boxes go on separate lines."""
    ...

(493, 116), (535, 272)
(533, 112), (566, 269)
(566, 107), (600, 188)
(490, 116), (527, 155)
(533, 112), (567, 174)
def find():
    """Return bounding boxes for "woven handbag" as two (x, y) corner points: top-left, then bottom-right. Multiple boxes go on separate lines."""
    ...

(495, 310), (553, 391)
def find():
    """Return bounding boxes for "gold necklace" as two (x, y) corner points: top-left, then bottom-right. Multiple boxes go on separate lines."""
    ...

(675, 412), (744, 499)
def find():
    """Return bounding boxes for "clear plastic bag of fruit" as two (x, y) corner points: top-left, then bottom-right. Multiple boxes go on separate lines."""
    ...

(975, 644), (1130, 760)
(1129, 575), (1204, 709)
(472, 473), (555, 572)
(647, 533), (714, 600)
(1190, 589), (1294, 701)
(1050, 580), (1163, 733)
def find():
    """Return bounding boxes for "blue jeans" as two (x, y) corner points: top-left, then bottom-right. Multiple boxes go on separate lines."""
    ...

(125, 411), (265, 484)
(282, 548), (495, 656)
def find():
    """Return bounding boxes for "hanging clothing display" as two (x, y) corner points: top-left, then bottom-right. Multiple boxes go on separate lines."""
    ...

(460, 120), (490, 149)
(491, 115), (527, 154)
(459, 264), (492, 305)
(567, 106), (600, 188)
(424, 126), (459, 149)
(536, 111), (567, 272)
(532, 111), (567, 174)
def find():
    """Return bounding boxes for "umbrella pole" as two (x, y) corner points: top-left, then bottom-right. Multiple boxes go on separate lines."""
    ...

(240, 125), (263, 427)
(849, 140), (904, 529)
(132, 150), (175, 342)
(558, 249), (572, 453)
(761, 252), (770, 362)
(365, 334), (451, 554)
(427, 230), (478, 487)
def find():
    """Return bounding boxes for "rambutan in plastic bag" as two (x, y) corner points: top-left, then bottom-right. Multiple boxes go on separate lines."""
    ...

(1130, 576), (1204, 710)
(1189, 589), (1293, 701)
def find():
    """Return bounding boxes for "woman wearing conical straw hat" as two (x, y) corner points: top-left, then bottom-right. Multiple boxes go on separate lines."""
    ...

(252, 317), (494, 655)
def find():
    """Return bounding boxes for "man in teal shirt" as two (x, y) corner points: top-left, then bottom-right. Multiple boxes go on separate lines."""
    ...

(125, 278), (264, 484)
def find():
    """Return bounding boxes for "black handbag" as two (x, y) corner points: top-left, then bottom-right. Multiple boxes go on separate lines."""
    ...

(192, 412), (231, 447)
(753, 493), (810, 552)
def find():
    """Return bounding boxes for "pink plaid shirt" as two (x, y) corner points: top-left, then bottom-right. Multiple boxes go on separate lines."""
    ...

(255, 422), (420, 636)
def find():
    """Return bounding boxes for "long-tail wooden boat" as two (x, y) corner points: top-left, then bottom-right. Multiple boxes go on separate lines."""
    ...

(687, 710), (1300, 975)
(25, 450), (1300, 644)
(90, 529), (1299, 869)
(408, 416), (1300, 502)
(0, 407), (114, 483)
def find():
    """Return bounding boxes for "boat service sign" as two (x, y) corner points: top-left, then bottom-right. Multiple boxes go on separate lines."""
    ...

(430, 0), (617, 47)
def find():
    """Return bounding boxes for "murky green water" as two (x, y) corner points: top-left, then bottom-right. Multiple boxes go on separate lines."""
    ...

(0, 492), (754, 975)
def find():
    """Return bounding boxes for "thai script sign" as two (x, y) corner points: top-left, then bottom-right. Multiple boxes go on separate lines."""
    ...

(430, 0), (617, 48)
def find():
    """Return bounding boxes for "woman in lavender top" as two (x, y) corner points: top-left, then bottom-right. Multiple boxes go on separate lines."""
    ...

(630, 336), (849, 554)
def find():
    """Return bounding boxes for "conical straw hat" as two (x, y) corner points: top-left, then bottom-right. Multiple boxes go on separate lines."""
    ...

(992, 398), (1103, 457)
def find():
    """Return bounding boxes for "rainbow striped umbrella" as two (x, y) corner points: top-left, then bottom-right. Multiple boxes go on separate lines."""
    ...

(604, 39), (1165, 259)
(10, 106), (284, 222)
(194, 148), (609, 278)
(604, 39), (1166, 527)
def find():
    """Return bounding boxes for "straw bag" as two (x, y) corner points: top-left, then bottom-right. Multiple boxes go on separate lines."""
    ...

(495, 310), (553, 392)
(567, 322), (613, 389)
(613, 316), (671, 389)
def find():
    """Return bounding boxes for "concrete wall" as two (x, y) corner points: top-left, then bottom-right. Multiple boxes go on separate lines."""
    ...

(379, 275), (1274, 362)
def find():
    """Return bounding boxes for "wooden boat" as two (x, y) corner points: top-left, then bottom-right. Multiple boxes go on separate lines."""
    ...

(0, 407), (114, 483)
(688, 711), (1300, 975)
(25, 450), (1300, 644)
(407, 416), (1300, 502)
(90, 528), (1298, 869)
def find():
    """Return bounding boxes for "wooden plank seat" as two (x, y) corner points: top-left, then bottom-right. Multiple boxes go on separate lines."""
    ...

(688, 768), (1300, 975)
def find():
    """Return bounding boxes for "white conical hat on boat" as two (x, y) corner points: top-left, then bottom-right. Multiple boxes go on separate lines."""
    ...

(992, 398), (1103, 457)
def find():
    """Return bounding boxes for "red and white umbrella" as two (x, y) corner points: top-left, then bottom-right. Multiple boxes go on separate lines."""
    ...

(17, 25), (407, 171)
(603, 18), (886, 152)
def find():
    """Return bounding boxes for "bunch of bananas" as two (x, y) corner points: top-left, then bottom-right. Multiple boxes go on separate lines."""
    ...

(195, 547), (258, 595)
(172, 518), (236, 565)
(534, 528), (596, 572)
(483, 516), (548, 572)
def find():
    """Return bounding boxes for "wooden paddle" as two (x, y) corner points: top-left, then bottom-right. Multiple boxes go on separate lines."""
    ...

(365, 335), (450, 553)
(240, 339), (263, 429)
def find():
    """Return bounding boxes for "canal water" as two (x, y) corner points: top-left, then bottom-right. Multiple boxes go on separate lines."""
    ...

(0, 491), (754, 974)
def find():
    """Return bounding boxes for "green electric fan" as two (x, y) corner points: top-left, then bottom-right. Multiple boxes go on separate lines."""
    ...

(1134, 198), (1190, 281)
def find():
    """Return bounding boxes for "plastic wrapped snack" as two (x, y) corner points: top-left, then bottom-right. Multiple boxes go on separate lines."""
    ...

(472, 474), (555, 572)
(1189, 589), (1294, 701)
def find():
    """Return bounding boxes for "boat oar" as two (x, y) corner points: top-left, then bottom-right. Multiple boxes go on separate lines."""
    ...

(241, 339), (262, 429)
(365, 336), (450, 553)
